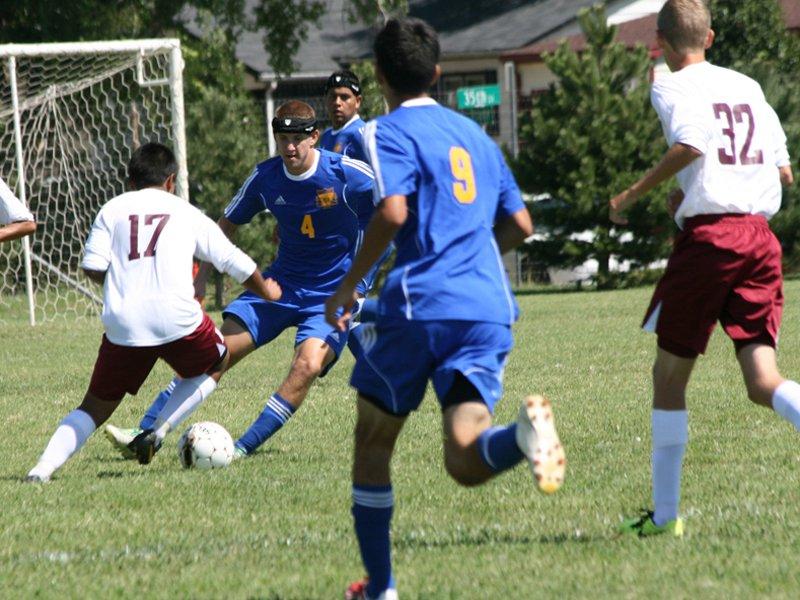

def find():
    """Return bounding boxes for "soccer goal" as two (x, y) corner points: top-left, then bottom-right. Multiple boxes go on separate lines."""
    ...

(0, 39), (188, 325)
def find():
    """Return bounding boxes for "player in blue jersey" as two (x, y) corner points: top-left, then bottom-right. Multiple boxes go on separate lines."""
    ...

(325, 19), (566, 600)
(105, 100), (376, 461)
(320, 70), (368, 162)
(319, 70), (390, 305)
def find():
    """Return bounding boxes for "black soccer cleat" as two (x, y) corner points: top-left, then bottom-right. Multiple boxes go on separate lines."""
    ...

(127, 429), (162, 465)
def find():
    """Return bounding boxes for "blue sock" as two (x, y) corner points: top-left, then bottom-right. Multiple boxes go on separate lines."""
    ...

(476, 424), (524, 473)
(352, 484), (395, 598)
(235, 393), (295, 454)
(138, 378), (178, 430)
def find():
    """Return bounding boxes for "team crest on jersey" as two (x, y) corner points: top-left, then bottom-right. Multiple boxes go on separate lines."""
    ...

(333, 143), (342, 153)
(315, 187), (338, 208)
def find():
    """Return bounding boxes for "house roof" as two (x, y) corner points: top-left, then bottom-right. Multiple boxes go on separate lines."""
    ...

(502, 0), (800, 63)
(184, 0), (603, 80)
(782, 0), (800, 30)
(500, 13), (659, 62)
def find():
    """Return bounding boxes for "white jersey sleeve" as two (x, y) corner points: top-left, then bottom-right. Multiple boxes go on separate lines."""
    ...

(651, 78), (714, 154)
(192, 211), (257, 283)
(0, 176), (34, 225)
(81, 208), (113, 272)
(764, 104), (790, 167)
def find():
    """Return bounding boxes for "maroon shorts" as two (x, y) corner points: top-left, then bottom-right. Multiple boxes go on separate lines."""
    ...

(642, 214), (783, 358)
(88, 314), (226, 401)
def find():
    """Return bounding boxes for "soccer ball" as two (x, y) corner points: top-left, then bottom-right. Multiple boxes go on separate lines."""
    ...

(177, 421), (234, 470)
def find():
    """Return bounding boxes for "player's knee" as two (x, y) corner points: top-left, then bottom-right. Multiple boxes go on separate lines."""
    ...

(291, 354), (324, 381)
(444, 455), (484, 487)
(744, 376), (779, 407)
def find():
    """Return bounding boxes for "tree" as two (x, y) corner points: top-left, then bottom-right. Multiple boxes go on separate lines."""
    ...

(706, 0), (800, 268)
(513, 5), (669, 287)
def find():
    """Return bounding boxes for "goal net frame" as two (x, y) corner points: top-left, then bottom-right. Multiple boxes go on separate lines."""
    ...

(0, 39), (188, 325)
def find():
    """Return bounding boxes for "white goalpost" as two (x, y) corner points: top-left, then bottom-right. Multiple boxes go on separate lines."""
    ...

(0, 39), (188, 325)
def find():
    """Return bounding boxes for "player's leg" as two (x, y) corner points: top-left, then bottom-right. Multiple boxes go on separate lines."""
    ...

(127, 315), (233, 464)
(234, 337), (336, 455)
(104, 309), (257, 457)
(345, 321), (428, 600)
(725, 220), (800, 427)
(737, 342), (800, 430)
(27, 338), (156, 481)
(433, 322), (564, 491)
(346, 395), (405, 600)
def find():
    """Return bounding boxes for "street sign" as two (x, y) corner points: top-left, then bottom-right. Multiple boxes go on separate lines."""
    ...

(456, 84), (501, 109)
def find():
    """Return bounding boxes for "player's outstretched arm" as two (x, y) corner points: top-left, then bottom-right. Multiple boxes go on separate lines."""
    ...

(493, 208), (533, 255)
(325, 194), (407, 331)
(609, 142), (702, 225)
(241, 270), (282, 302)
(193, 217), (241, 296)
(0, 219), (36, 243)
(780, 165), (794, 187)
(82, 268), (107, 284)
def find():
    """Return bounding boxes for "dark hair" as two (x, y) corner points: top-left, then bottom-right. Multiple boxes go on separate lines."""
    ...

(325, 70), (361, 95)
(128, 142), (177, 190)
(374, 18), (440, 96)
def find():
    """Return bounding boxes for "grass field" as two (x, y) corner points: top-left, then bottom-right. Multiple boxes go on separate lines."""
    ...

(3, 283), (800, 598)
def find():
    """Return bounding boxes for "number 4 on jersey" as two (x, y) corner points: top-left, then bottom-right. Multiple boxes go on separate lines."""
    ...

(301, 214), (315, 238)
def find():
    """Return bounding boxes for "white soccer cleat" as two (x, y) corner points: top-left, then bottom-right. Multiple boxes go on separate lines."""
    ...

(104, 424), (141, 460)
(515, 395), (565, 494)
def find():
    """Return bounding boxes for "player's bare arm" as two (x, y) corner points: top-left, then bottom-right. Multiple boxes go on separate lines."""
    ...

(666, 188), (685, 219)
(609, 142), (702, 225)
(325, 194), (407, 331)
(82, 268), (106, 284)
(779, 165), (794, 187)
(194, 216), (240, 296)
(0, 219), (36, 243)
(241, 269), (282, 302)
(493, 208), (533, 254)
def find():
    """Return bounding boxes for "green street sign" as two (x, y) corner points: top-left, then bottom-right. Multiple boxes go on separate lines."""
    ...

(456, 84), (501, 109)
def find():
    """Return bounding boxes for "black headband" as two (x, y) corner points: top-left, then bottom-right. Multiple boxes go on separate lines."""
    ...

(325, 73), (361, 95)
(272, 116), (318, 134)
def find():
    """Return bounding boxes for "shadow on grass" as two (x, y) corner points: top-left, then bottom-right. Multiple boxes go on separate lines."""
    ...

(96, 470), (127, 479)
(394, 529), (599, 550)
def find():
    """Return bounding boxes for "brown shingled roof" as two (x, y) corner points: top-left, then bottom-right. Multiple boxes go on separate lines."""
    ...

(500, 13), (659, 63)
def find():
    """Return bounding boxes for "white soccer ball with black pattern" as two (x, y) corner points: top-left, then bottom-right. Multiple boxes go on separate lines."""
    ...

(177, 421), (234, 470)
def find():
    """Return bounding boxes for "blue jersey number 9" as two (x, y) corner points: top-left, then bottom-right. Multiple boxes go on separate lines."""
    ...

(450, 147), (476, 204)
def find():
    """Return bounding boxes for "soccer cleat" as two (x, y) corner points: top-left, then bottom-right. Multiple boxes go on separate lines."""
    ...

(515, 394), (566, 494)
(344, 578), (398, 600)
(104, 425), (142, 460)
(232, 446), (248, 461)
(23, 474), (49, 483)
(619, 510), (684, 538)
(127, 429), (162, 465)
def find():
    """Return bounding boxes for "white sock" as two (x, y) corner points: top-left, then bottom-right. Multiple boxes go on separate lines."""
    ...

(651, 409), (688, 526)
(28, 409), (96, 479)
(152, 374), (217, 442)
(772, 380), (800, 431)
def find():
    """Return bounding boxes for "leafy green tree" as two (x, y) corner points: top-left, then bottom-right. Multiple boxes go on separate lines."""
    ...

(350, 61), (387, 121)
(707, 0), (800, 268)
(513, 5), (668, 287)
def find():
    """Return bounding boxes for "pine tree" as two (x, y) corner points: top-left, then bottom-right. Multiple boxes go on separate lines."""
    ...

(513, 5), (669, 287)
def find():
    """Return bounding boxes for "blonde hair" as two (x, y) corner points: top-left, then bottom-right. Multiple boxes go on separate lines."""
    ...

(657, 0), (711, 53)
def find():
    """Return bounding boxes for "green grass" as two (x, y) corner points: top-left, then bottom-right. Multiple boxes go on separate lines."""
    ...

(3, 283), (800, 598)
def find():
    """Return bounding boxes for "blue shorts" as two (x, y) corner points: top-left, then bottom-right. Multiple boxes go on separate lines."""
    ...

(223, 283), (349, 371)
(349, 319), (513, 416)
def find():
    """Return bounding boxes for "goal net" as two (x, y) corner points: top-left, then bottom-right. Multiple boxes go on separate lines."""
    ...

(0, 39), (188, 324)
